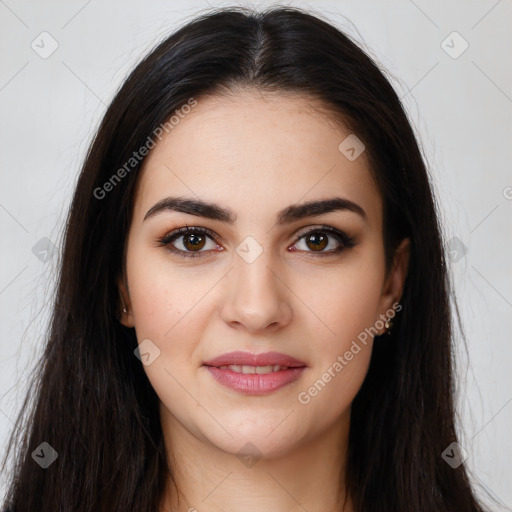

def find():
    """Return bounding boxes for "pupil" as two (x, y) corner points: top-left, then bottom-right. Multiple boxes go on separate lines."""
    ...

(308, 233), (327, 251)
(185, 234), (205, 250)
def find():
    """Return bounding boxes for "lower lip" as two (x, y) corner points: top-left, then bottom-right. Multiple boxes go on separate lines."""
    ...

(204, 366), (306, 395)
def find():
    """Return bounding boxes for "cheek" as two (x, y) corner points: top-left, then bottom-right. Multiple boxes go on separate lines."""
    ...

(125, 243), (206, 385)
(292, 252), (384, 416)
(125, 255), (212, 422)
(295, 284), (377, 428)
(294, 253), (385, 346)
(126, 239), (210, 337)
(295, 344), (373, 438)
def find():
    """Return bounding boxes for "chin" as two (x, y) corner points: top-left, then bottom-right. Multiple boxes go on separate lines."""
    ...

(199, 414), (306, 461)
(212, 434), (300, 462)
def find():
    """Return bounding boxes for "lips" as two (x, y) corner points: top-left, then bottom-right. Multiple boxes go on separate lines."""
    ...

(203, 351), (307, 368)
(202, 351), (307, 395)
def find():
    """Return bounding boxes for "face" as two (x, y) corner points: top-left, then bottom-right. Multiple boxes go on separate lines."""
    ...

(118, 89), (409, 460)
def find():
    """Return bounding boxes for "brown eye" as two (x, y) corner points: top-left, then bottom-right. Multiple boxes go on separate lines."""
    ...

(182, 233), (207, 251)
(304, 232), (328, 252)
(291, 226), (356, 256)
(159, 226), (220, 258)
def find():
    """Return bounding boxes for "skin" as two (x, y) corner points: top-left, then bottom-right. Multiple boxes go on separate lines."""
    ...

(118, 89), (409, 512)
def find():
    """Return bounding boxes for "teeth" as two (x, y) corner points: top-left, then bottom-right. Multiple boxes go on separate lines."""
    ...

(218, 364), (287, 374)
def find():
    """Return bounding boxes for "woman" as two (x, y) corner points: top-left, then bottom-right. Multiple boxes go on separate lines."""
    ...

(1, 5), (488, 511)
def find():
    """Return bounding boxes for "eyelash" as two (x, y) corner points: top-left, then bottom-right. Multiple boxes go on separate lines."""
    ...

(158, 225), (356, 259)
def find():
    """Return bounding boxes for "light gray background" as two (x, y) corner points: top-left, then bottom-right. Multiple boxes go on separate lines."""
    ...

(1, 0), (511, 509)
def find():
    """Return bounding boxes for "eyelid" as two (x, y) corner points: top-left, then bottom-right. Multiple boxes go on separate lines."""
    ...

(293, 224), (348, 242)
(161, 225), (218, 242)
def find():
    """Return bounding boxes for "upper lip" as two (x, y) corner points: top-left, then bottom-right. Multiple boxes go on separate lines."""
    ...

(203, 351), (307, 368)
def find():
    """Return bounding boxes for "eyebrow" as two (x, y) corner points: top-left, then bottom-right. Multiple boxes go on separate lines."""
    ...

(143, 196), (367, 224)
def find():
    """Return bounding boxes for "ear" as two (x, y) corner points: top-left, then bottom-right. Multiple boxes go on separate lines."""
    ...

(117, 274), (135, 328)
(377, 238), (410, 329)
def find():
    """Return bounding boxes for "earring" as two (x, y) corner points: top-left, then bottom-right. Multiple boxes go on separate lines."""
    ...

(122, 307), (128, 314)
(384, 318), (393, 334)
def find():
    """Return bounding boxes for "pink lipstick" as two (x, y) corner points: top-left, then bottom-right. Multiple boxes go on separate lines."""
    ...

(203, 351), (307, 395)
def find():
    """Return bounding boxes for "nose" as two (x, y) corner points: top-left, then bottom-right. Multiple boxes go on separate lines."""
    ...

(220, 249), (293, 333)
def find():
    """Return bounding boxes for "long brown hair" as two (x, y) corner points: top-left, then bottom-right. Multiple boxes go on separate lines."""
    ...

(1, 5), (487, 511)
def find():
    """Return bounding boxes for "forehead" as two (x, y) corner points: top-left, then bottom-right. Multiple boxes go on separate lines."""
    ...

(132, 89), (382, 228)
